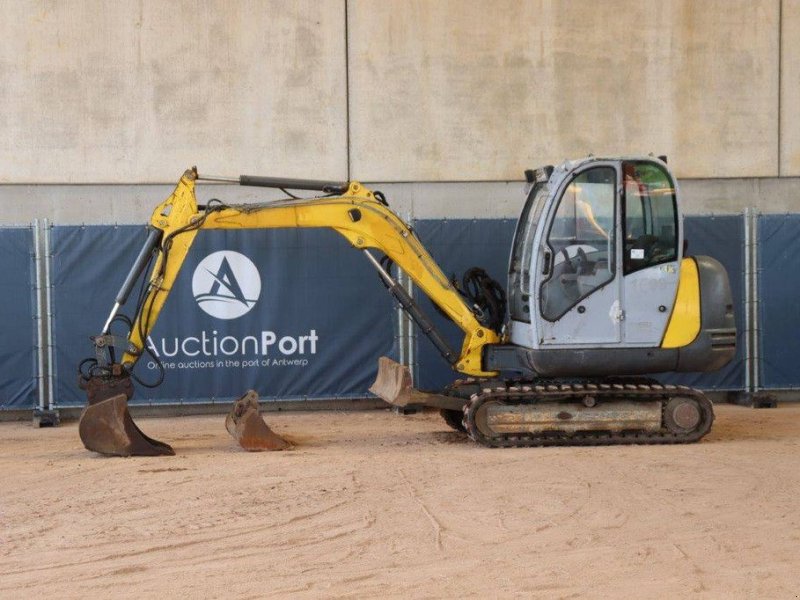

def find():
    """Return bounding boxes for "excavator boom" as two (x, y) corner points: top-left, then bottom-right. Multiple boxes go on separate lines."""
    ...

(79, 168), (499, 456)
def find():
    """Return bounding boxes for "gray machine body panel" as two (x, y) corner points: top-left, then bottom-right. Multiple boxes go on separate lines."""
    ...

(539, 282), (621, 345)
(622, 262), (679, 344)
(488, 255), (735, 377)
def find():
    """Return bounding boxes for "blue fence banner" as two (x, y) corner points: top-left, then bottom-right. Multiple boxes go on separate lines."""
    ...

(758, 214), (800, 389)
(0, 227), (37, 409)
(412, 216), (745, 392)
(51, 225), (398, 406)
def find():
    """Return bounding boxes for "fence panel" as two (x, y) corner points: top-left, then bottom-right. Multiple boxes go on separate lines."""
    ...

(0, 227), (37, 408)
(51, 225), (397, 406)
(757, 214), (800, 389)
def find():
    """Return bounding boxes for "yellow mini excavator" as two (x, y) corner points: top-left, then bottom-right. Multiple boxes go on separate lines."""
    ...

(78, 156), (735, 455)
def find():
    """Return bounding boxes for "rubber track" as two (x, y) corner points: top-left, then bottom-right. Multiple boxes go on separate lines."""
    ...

(460, 379), (714, 448)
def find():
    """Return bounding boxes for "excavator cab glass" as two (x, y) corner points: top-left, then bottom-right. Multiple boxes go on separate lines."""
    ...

(622, 161), (678, 274)
(509, 181), (549, 323)
(541, 166), (616, 321)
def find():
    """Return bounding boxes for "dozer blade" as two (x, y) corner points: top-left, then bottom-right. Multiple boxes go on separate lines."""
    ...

(225, 390), (291, 451)
(369, 356), (459, 410)
(79, 394), (175, 457)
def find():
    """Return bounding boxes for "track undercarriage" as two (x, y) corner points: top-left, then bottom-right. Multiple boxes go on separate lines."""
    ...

(370, 358), (714, 448)
(438, 377), (714, 447)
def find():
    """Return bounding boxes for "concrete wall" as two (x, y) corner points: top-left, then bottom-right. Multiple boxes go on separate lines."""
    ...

(783, 0), (800, 175)
(349, 0), (779, 181)
(0, 0), (798, 222)
(0, 0), (347, 183)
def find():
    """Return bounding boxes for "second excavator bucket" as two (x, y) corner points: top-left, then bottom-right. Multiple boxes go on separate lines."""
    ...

(370, 356), (415, 407)
(79, 394), (175, 457)
(225, 390), (291, 451)
(370, 357), (461, 411)
(370, 356), (445, 408)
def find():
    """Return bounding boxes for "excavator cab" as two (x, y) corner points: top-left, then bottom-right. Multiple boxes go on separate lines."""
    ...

(510, 159), (670, 346)
(499, 156), (734, 378)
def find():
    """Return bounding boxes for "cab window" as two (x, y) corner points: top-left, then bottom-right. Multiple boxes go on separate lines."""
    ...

(541, 166), (616, 321)
(623, 162), (678, 274)
(509, 182), (548, 323)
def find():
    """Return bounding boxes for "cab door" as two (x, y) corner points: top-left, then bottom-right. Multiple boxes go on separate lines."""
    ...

(535, 164), (621, 346)
(620, 161), (681, 345)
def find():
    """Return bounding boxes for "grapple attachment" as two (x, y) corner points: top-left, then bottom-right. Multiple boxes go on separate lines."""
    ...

(78, 374), (174, 456)
(225, 390), (291, 451)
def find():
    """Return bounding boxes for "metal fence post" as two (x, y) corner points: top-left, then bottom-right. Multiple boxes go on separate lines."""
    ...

(32, 219), (59, 426)
(743, 208), (753, 394)
(738, 208), (775, 407)
(404, 264), (416, 385)
(406, 215), (418, 385)
(33, 219), (46, 412)
(751, 209), (760, 394)
(395, 265), (406, 367)
(44, 219), (57, 413)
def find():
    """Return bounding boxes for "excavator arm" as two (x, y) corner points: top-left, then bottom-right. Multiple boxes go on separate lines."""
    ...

(116, 167), (498, 374)
(79, 168), (499, 456)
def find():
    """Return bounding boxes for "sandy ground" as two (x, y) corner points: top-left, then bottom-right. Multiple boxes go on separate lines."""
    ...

(1, 404), (800, 599)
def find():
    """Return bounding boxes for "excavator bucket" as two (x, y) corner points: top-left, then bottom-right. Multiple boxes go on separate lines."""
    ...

(370, 356), (416, 407)
(370, 356), (451, 408)
(79, 394), (175, 456)
(225, 390), (291, 451)
(370, 356), (463, 411)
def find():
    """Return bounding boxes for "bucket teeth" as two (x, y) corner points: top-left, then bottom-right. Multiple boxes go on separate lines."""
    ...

(79, 393), (175, 457)
(225, 390), (291, 451)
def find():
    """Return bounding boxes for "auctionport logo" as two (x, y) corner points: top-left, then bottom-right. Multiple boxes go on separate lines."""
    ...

(192, 251), (261, 319)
